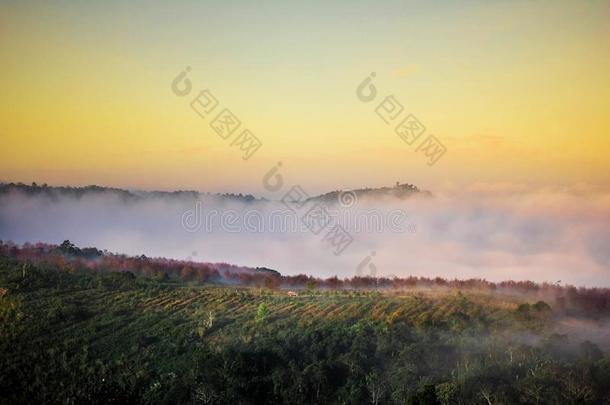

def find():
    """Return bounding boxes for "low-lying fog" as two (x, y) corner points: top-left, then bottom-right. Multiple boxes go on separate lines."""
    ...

(1, 183), (609, 287)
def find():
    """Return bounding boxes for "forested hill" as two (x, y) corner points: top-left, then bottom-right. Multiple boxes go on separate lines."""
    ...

(307, 182), (432, 204)
(0, 240), (278, 285)
(2, 241), (610, 317)
(0, 181), (430, 204)
(0, 182), (260, 203)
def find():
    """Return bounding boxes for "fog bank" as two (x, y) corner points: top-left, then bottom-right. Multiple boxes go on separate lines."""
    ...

(1, 183), (609, 287)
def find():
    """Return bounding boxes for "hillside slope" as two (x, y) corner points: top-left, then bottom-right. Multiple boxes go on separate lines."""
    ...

(1, 254), (609, 404)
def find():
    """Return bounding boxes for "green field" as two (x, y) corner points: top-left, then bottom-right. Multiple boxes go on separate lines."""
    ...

(1, 256), (609, 404)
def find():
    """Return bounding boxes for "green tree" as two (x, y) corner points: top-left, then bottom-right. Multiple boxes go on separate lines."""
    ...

(58, 240), (79, 255)
(255, 303), (268, 324)
(305, 279), (317, 295)
(263, 277), (277, 291)
(435, 382), (457, 405)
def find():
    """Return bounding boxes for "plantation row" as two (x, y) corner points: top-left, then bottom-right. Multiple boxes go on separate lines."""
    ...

(3, 241), (609, 319)
(1, 255), (609, 404)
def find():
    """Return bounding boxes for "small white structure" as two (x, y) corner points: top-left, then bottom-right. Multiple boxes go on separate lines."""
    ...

(287, 291), (298, 297)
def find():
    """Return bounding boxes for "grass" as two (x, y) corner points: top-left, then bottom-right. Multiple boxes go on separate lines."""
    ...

(1, 256), (608, 404)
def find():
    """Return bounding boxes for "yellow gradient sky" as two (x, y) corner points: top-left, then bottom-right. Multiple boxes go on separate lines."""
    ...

(1, 1), (609, 195)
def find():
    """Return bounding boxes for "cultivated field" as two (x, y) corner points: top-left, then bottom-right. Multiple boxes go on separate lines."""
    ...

(1, 256), (609, 404)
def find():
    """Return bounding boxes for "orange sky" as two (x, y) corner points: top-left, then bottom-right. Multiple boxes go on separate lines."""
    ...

(1, 1), (609, 195)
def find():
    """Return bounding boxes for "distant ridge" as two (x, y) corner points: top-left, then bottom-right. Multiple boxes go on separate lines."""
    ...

(0, 182), (262, 204)
(0, 181), (430, 204)
(306, 182), (431, 204)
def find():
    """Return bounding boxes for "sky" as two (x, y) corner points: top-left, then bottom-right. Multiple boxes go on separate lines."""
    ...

(1, 0), (610, 195)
